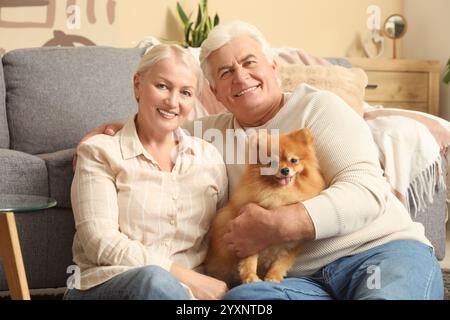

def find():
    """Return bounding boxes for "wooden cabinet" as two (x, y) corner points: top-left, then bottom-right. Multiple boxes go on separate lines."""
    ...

(349, 58), (440, 115)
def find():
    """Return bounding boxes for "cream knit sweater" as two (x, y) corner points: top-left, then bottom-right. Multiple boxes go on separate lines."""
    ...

(183, 83), (431, 276)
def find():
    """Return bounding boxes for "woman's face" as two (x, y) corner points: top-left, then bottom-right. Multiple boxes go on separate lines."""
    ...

(134, 56), (197, 135)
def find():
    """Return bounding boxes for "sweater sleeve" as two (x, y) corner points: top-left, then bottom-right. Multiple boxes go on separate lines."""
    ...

(299, 91), (391, 240)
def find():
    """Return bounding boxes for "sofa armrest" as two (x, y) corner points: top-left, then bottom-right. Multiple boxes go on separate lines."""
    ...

(37, 148), (75, 208)
(0, 148), (48, 196)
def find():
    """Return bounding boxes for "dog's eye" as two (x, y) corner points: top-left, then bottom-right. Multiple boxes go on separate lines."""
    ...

(290, 158), (298, 164)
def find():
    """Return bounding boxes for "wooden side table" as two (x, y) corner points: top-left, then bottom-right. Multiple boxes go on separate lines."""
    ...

(349, 58), (440, 115)
(0, 194), (56, 300)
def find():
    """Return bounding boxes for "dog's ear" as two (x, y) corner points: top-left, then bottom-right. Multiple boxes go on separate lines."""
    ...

(288, 128), (314, 145)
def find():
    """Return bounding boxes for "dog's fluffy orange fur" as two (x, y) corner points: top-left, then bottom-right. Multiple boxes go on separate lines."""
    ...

(205, 128), (326, 286)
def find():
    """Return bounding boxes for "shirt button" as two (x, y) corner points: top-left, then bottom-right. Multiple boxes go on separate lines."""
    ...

(170, 219), (176, 225)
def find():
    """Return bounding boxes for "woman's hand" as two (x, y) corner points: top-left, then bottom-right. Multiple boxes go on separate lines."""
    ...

(170, 264), (228, 300)
(72, 122), (124, 171)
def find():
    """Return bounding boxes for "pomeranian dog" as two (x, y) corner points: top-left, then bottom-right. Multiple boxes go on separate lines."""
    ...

(205, 128), (326, 286)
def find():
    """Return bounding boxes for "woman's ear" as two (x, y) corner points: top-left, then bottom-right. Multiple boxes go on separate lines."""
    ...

(133, 73), (140, 102)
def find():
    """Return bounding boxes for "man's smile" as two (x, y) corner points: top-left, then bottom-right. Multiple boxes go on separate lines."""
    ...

(233, 84), (261, 97)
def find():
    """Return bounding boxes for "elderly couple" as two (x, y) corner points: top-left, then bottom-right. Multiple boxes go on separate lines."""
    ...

(64, 21), (444, 300)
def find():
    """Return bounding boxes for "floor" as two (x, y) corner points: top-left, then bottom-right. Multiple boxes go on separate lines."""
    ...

(2, 222), (450, 299)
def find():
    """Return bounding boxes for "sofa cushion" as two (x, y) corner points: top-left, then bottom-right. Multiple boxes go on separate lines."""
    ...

(0, 149), (48, 195)
(38, 148), (75, 209)
(3, 46), (145, 155)
(0, 59), (8, 149)
(278, 64), (367, 116)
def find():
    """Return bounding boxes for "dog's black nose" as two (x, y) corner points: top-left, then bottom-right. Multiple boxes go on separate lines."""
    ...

(280, 167), (290, 176)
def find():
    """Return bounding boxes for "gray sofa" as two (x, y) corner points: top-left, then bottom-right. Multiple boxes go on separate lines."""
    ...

(0, 46), (447, 291)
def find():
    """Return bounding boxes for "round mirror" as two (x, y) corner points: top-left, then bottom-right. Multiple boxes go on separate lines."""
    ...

(383, 14), (407, 39)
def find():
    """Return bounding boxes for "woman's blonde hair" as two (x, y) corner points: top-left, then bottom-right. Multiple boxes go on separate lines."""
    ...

(199, 20), (275, 86)
(136, 44), (203, 95)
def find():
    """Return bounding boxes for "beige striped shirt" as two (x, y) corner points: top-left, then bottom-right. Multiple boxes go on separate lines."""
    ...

(71, 115), (228, 290)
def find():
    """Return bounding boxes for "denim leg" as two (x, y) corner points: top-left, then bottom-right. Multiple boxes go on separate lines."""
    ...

(224, 277), (332, 300)
(324, 240), (444, 300)
(63, 265), (191, 300)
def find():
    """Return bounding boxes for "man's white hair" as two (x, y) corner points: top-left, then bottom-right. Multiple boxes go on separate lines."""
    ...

(199, 20), (275, 86)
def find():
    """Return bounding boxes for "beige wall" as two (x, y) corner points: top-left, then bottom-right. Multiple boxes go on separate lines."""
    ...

(403, 0), (450, 120)
(1, 0), (403, 58)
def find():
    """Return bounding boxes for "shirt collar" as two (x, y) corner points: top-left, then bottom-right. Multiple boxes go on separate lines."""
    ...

(120, 114), (196, 161)
(175, 127), (197, 156)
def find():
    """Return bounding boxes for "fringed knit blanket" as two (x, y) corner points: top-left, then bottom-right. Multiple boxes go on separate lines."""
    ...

(363, 104), (450, 217)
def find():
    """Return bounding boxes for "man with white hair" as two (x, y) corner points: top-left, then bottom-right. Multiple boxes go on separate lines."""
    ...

(80, 21), (444, 300)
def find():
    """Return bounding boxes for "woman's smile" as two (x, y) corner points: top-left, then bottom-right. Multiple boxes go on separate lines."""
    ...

(157, 108), (178, 119)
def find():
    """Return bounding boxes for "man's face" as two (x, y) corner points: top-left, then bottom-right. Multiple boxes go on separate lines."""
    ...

(207, 36), (281, 124)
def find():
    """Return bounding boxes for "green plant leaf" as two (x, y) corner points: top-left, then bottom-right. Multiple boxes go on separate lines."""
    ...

(443, 72), (450, 85)
(206, 16), (212, 32)
(214, 13), (219, 26)
(176, 2), (189, 26)
(443, 59), (450, 85)
(195, 4), (202, 29)
(185, 21), (194, 47)
(175, 0), (219, 47)
(192, 29), (199, 47)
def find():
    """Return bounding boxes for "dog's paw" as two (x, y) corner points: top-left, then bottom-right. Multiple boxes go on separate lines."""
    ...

(264, 271), (284, 282)
(241, 274), (262, 284)
(264, 275), (283, 282)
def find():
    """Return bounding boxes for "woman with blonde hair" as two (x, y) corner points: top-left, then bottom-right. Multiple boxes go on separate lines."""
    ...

(64, 44), (228, 300)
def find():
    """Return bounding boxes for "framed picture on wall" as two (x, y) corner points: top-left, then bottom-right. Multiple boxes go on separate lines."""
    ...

(0, 0), (55, 28)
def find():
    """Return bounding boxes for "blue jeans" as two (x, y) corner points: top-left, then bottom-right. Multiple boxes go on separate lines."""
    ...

(224, 240), (444, 300)
(63, 265), (190, 300)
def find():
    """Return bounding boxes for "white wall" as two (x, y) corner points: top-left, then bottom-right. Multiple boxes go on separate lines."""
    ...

(403, 0), (450, 120)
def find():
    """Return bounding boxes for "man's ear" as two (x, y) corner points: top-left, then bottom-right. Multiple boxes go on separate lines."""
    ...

(271, 58), (280, 83)
(271, 57), (278, 71)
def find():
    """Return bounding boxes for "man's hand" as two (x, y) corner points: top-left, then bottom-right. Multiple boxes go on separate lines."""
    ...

(170, 264), (228, 300)
(72, 122), (124, 171)
(81, 122), (124, 144)
(223, 202), (316, 258)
